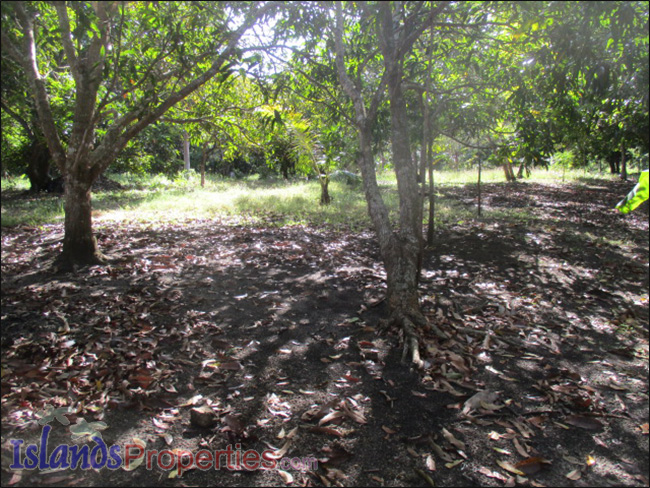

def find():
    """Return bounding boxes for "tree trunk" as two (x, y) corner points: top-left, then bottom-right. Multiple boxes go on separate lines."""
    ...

(333, 2), (448, 368)
(517, 161), (526, 178)
(620, 143), (627, 181)
(57, 171), (105, 268)
(25, 138), (53, 192)
(503, 161), (516, 181)
(427, 150), (435, 245)
(319, 174), (331, 205)
(477, 157), (482, 217)
(183, 130), (191, 171)
(201, 144), (207, 187)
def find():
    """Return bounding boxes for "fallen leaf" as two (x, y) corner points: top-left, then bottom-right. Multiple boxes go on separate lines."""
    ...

(425, 454), (436, 471)
(309, 426), (344, 437)
(478, 466), (509, 481)
(319, 410), (346, 426)
(220, 361), (242, 371)
(515, 457), (550, 475)
(123, 438), (146, 471)
(342, 400), (367, 424)
(492, 447), (512, 455)
(382, 425), (398, 435)
(497, 460), (525, 476)
(266, 440), (292, 460)
(442, 427), (466, 450)
(512, 437), (529, 458)
(565, 415), (603, 431)
(566, 468), (582, 480)
(445, 459), (464, 469)
(277, 469), (294, 484)
(319, 445), (353, 466)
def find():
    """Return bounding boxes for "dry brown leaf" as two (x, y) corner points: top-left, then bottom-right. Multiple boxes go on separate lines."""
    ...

(488, 431), (503, 440)
(382, 425), (398, 435)
(319, 410), (346, 426)
(497, 460), (525, 476)
(512, 437), (529, 458)
(515, 457), (550, 475)
(566, 468), (582, 480)
(425, 454), (436, 471)
(442, 427), (466, 450)
(565, 415), (603, 432)
(123, 438), (146, 471)
(342, 399), (367, 424)
(445, 459), (464, 469)
(220, 361), (242, 371)
(309, 426), (344, 438)
(511, 420), (534, 438)
(266, 440), (292, 460)
(431, 441), (454, 462)
(478, 466), (509, 481)
(277, 469), (294, 484)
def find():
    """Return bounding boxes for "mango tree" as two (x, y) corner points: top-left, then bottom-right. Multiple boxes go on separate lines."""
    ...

(1, 1), (274, 267)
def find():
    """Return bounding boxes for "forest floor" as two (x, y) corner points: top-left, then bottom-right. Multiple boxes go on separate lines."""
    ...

(1, 177), (648, 487)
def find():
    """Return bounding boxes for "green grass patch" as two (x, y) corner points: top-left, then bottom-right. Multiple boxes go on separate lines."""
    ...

(0, 167), (615, 229)
(1, 192), (65, 227)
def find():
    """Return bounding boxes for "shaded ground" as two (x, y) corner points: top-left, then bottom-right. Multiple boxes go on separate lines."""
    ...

(1, 177), (648, 487)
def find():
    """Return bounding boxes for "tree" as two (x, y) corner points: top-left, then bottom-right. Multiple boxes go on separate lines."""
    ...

(1, 54), (58, 192)
(507, 2), (649, 175)
(1, 1), (274, 267)
(332, 2), (459, 367)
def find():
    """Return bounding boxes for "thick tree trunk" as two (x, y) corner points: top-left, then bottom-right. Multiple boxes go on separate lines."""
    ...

(25, 138), (53, 192)
(57, 172), (105, 268)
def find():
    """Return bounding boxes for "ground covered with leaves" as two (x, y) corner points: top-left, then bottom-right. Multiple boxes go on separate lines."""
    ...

(1, 177), (648, 487)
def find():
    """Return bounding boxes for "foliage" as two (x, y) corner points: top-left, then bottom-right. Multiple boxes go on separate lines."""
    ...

(616, 170), (650, 213)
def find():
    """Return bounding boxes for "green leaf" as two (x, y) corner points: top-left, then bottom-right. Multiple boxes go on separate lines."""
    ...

(616, 170), (649, 214)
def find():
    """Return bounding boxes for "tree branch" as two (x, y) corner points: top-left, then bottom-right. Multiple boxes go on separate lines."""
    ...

(0, 98), (34, 138)
(9, 3), (66, 171)
(53, 2), (81, 85)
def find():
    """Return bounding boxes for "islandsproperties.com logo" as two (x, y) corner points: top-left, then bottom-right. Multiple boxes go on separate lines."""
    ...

(8, 405), (317, 477)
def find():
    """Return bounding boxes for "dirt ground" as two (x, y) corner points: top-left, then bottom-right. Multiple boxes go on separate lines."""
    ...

(1, 177), (648, 487)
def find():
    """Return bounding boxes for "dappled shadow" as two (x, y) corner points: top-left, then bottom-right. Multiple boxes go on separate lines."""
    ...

(1, 177), (648, 487)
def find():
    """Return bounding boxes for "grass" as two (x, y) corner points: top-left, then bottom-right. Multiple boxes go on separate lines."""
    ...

(0, 167), (617, 229)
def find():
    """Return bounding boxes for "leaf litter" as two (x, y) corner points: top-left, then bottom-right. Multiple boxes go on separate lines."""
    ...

(1, 179), (648, 486)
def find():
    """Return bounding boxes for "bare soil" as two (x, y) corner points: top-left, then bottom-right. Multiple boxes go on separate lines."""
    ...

(1, 177), (648, 487)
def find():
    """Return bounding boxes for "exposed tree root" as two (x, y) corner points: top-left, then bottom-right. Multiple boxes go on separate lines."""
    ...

(53, 250), (107, 272)
(382, 308), (449, 370)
